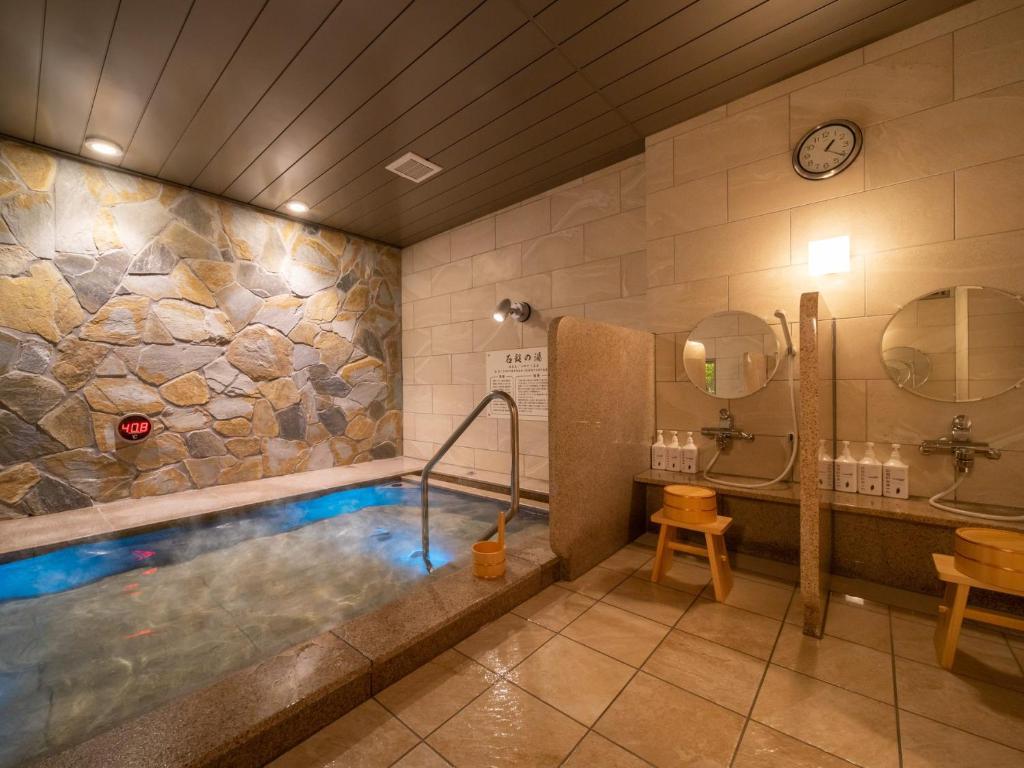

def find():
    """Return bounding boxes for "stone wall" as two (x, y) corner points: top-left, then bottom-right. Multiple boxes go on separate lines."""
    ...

(0, 140), (402, 517)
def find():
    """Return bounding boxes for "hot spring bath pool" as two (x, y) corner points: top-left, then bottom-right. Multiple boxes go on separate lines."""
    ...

(0, 479), (546, 767)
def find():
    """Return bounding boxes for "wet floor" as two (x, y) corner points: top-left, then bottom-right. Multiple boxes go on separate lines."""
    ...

(0, 482), (546, 767)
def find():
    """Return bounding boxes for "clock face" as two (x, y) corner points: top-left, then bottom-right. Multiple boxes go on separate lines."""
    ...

(793, 120), (862, 180)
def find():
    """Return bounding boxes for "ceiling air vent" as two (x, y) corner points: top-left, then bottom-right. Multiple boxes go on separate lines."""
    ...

(385, 152), (442, 183)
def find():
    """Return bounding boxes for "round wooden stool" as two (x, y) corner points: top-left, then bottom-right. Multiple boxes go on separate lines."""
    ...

(650, 485), (733, 601)
(933, 528), (1024, 669)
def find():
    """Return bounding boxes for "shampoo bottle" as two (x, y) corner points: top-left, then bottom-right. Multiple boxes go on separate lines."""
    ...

(666, 431), (681, 472)
(858, 442), (883, 496)
(817, 439), (834, 490)
(883, 443), (910, 499)
(834, 440), (858, 493)
(652, 430), (667, 470)
(681, 432), (700, 474)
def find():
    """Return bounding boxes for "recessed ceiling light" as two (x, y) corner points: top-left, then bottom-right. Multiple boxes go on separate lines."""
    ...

(83, 137), (123, 158)
(285, 200), (309, 214)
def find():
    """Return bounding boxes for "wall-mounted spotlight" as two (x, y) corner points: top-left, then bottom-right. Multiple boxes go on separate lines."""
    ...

(493, 298), (531, 323)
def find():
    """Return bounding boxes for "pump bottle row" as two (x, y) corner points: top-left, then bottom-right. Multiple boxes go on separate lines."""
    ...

(817, 440), (909, 499)
(651, 430), (699, 473)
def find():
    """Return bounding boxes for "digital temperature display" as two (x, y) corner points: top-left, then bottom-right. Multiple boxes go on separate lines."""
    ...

(117, 414), (152, 442)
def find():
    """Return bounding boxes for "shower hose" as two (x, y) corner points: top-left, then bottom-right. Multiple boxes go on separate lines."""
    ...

(928, 468), (1024, 521)
(702, 351), (799, 489)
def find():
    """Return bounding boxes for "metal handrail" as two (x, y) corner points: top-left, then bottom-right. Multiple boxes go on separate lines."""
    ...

(419, 390), (520, 572)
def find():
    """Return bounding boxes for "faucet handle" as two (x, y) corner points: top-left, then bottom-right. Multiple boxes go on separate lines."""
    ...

(718, 408), (733, 428)
(952, 414), (972, 439)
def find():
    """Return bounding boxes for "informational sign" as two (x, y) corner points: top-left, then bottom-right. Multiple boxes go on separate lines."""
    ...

(117, 414), (153, 442)
(485, 347), (548, 421)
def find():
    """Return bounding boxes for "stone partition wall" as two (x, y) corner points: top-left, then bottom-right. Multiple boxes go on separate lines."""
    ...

(0, 140), (401, 517)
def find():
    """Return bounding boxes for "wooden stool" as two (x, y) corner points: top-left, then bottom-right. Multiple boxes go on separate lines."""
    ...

(650, 507), (733, 601)
(933, 552), (1024, 669)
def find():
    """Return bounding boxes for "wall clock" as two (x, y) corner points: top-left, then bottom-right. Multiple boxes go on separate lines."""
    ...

(792, 119), (862, 180)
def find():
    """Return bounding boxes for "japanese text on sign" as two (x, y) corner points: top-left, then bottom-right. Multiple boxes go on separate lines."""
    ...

(485, 347), (548, 421)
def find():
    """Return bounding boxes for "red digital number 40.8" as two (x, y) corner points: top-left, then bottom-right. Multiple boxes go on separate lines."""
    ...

(117, 415), (152, 441)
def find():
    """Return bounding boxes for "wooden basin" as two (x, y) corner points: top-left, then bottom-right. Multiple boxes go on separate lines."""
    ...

(954, 528), (1024, 592)
(662, 484), (717, 524)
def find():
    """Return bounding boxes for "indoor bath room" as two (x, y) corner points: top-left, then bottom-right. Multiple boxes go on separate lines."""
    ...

(1, 0), (1023, 766)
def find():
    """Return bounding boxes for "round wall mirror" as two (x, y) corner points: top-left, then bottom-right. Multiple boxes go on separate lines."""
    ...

(881, 286), (1024, 402)
(682, 310), (781, 399)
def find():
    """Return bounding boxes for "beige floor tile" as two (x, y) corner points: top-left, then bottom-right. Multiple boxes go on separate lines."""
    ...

(512, 584), (595, 631)
(562, 602), (669, 667)
(642, 629), (766, 714)
(376, 650), (497, 738)
(427, 681), (586, 768)
(561, 732), (651, 768)
(771, 624), (895, 704)
(830, 590), (891, 615)
(899, 710), (1024, 768)
(602, 576), (697, 626)
(752, 665), (899, 768)
(700, 575), (793, 620)
(507, 635), (633, 726)
(784, 593), (803, 626)
(390, 743), (452, 767)
(560, 565), (630, 599)
(632, 532), (659, 549)
(895, 657), (1024, 751)
(732, 721), (853, 768)
(824, 600), (892, 653)
(599, 544), (654, 575)
(677, 598), (782, 660)
(595, 672), (744, 767)
(455, 613), (554, 674)
(891, 611), (1024, 691)
(634, 555), (712, 594)
(269, 699), (419, 768)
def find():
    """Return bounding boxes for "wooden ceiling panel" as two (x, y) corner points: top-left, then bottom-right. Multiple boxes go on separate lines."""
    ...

(191, 0), (409, 194)
(121, 0), (266, 175)
(251, 0), (529, 211)
(0, 1), (45, 140)
(35, 0), (120, 153)
(83, 0), (193, 156)
(223, 0), (481, 204)
(0, 0), (972, 246)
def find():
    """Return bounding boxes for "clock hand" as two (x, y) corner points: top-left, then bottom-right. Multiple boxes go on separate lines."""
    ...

(825, 139), (835, 152)
(825, 149), (846, 156)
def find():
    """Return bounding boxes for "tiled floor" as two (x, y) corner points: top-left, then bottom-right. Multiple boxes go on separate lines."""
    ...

(271, 534), (1024, 767)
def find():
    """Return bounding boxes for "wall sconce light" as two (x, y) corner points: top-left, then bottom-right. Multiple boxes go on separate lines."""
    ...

(807, 235), (850, 276)
(493, 298), (531, 323)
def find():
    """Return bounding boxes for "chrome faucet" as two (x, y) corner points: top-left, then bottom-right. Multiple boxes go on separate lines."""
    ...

(701, 408), (755, 450)
(919, 415), (1001, 472)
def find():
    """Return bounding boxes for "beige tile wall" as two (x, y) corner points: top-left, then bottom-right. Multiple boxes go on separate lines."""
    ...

(401, 0), (1024, 507)
(649, 0), (1024, 505)
(401, 157), (645, 484)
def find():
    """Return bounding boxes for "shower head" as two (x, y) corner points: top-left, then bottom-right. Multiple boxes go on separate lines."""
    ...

(774, 309), (795, 355)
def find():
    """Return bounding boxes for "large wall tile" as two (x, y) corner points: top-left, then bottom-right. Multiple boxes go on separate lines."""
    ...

(433, 384), (475, 416)
(645, 139), (673, 194)
(495, 197), (550, 247)
(584, 295), (648, 330)
(790, 174), (954, 260)
(522, 227), (583, 275)
(955, 448), (1024, 506)
(954, 154), (1024, 238)
(864, 230), (1024, 315)
(647, 174), (727, 239)
(403, 328), (431, 358)
(552, 257), (621, 306)
(621, 251), (646, 297)
(621, 163), (645, 210)
(550, 173), (620, 230)
(791, 37), (952, 144)
(431, 322), (474, 354)
(675, 211), (790, 282)
(451, 217), (495, 260)
(472, 243), (522, 286)
(411, 295), (451, 328)
(404, 385), (433, 414)
(416, 412), (454, 443)
(430, 258), (472, 296)
(403, 270), (431, 302)
(863, 0), (1024, 61)
(449, 285), (496, 323)
(414, 355), (451, 385)
(954, 4), (1024, 97)
(645, 105), (726, 147)
(452, 352), (485, 385)
(413, 233), (451, 272)
(728, 153), (864, 221)
(727, 50), (863, 115)
(865, 81), (1024, 188)
(472, 316), (522, 352)
(655, 380), (722, 433)
(728, 258), (865, 320)
(674, 97), (789, 185)
(647, 276), (728, 334)
(584, 208), (645, 261)
(495, 273), (553, 310)
(835, 316), (890, 380)
(647, 236), (674, 287)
